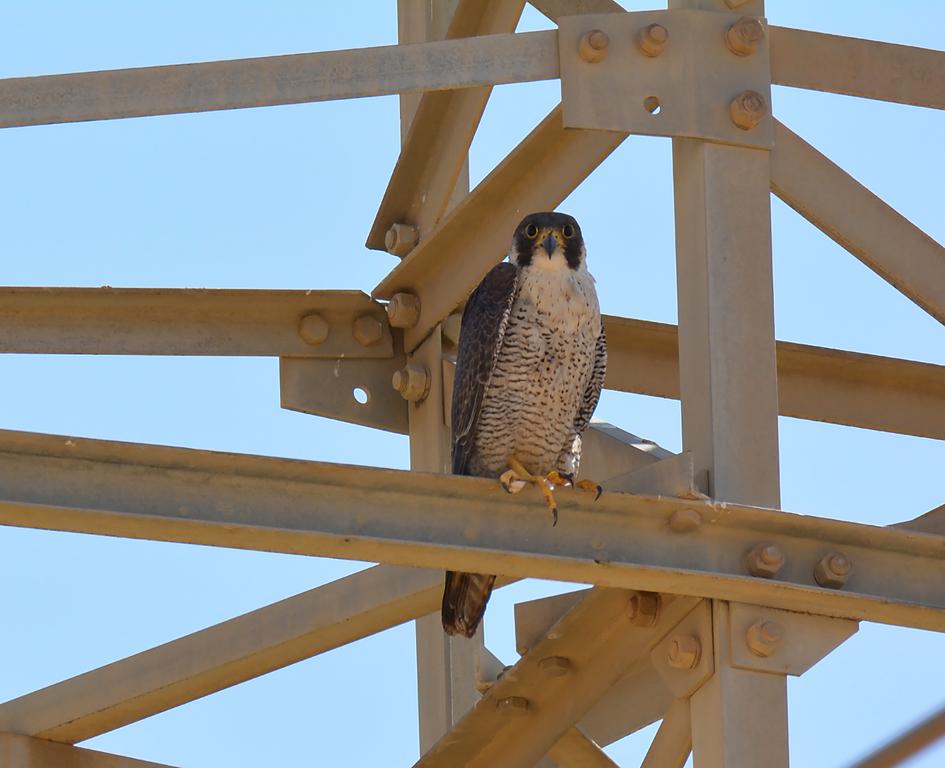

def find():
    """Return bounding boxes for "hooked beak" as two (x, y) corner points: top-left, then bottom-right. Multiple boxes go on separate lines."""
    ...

(542, 233), (557, 257)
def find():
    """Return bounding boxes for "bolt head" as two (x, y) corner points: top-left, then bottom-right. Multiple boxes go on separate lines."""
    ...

(638, 23), (669, 57)
(352, 315), (383, 347)
(746, 542), (785, 578)
(726, 17), (765, 56)
(669, 508), (702, 533)
(538, 656), (571, 677)
(627, 591), (660, 626)
(746, 619), (783, 657)
(814, 551), (852, 588)
(667, 634), (701, 670)
(384, 222), (418, 257)
(578, 29), (609, 63)
(496, 696), (529, 714)
(386, 292), (421, 329)
(298, 313), (329, 346)
(730, 90), (767, 131)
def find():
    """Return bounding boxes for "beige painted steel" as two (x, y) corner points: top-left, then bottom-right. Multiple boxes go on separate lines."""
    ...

(640, 698), (692, 768)
(529, 0), (624, 22)
(850, 703), (945, 768)
(650, 601), (715, 698)
(373, 105), (626, 350)
(0, 734), (175, 768)
(546, 727), (620, 768)
(894, 503), (945, 536)
(604, 315), (945, 441)
(0, 565), (444, 744)
(770, 26), (945, 110)
(672, 137), (780, 508)
(279, 352), (408, 433)
(2, 430), (945, 631)
(771, 120), (945, 325)
(368, 0), (528, 251)
(691, 601), (789, 768)
(414, 590), (700, 768)
(0, 288), (392, 358)
(606, 451), (705, 498)
(726, 602), (857, 676)
(559, 10), (774, 148)
(0, 31), (558, 129)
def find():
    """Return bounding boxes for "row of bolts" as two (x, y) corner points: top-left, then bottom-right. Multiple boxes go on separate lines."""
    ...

(578, 16), (769, 131)
(494, 545), (852, 713)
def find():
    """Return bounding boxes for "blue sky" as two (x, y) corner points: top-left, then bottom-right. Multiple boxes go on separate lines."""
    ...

(0, 2), (943, 766)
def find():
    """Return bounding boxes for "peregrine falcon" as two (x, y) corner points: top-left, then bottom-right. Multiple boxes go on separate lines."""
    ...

(442, 211), (607, 638)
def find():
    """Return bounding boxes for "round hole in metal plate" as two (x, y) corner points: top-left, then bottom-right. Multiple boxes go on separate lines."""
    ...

(353, 387), (370, 405)
(643, 96), (661, 115)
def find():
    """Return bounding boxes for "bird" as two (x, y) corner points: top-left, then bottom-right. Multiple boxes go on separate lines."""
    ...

(442, 211), (607, 638)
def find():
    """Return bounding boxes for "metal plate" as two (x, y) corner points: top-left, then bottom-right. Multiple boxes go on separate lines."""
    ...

(559, 9), (773, 148)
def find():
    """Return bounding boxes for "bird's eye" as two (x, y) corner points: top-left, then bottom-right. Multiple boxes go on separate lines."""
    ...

(562, 224), (575, 239)
(525, 224), (539, 239)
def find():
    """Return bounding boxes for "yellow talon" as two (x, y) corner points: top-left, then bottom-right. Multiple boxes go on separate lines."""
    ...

(574, 478), (603, 501)
(503, 457), (560, 526)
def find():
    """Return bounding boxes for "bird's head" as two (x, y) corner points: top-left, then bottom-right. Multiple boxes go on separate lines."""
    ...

(510, 212), (585, 273)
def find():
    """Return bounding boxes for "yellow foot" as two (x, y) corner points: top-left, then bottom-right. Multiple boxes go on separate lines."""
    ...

(574, 478), (603, 501)
(501, 457), (560, 526)
(548, 470), (604, 502)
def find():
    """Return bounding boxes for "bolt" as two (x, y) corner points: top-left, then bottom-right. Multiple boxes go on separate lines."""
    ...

(578, 29), (609, 63)
(384, 222), (418, 257)
(392, 363), (431, 403)
(627, 591), (660, 627)
(730, 90), (767, 130)
(746, 620), (783, 657)
(538, 656), (572, 677)
(638, 23), (669, 57)
(667, 635), (701, 670)
(496, 696), (529, 714)
(352, 315), (383, 347)
(726, 17), (765, 56)
(386, 292), (421, 329)
(814, 551), (852, 589)
(746, 542), (784, 578)
(441, 312), (463, 348)
(298, 313), (329, 346)
(669, 508), (702, 533)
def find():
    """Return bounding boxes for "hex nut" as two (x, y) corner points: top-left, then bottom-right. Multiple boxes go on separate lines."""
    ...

(578, 29), (609, 63)
(746, 620), (783, 657)
(746, 542), (785, 578)
(667, 634), (701, 670)
(386, 292), (422, 329)
(384, 222), (418, 257)
(669, 508), (702, 533)
(726, 16), (765, 56)
(627, 591), (660, 627)
(730, 90), (767, 130)
(298, 313), (329, 346)
(538, 656), (572, 677)
(392, 363), (431, 403)
(352, 315), (383, 347)
(638, 23), (669, 57)
(496, 696), (529, 714)
(814, 551), (852, 589)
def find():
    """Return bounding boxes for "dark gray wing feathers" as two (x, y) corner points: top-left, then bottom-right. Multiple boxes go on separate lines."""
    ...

(572, 328), (607, 437)
(450, 262), (519, 475)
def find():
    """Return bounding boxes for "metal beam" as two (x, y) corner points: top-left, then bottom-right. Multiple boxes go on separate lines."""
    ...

(770, 120), (945, 325)
(0, 565), (450, 744)
(0, 31), (558, 129)
(0, 734), (175, 768)
(0, 288), (392, 359)
(640, 698), (692, 768)
(1, 429), (944, 632)
(529, 0), (624, 23)
(414, 589), (701, 768)
(546, 728), (620, 768)
(367, 0), (528, 252)
(604, 316), (945, 441)
(373, 105), (626, 350)
(850, 702), (945, 768)
(770, 26), (945, 110)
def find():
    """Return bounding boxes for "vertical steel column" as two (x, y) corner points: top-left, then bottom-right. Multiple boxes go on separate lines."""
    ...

(397, 0), (480, 755)
(670, 1), (785, 765)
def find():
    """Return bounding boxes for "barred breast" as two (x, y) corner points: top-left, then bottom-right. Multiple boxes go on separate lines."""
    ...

(471, 264), (601, 477)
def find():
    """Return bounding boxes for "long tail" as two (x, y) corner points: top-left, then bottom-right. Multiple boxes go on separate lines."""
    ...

(441, 571), (496, 638)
